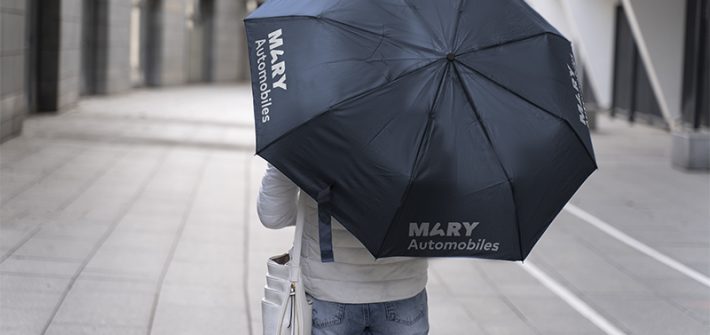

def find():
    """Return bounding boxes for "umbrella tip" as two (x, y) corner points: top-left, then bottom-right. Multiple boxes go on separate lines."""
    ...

(446, 53), (456, 62)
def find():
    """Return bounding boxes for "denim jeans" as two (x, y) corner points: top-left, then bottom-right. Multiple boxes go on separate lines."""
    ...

(308, 289), (429, 335)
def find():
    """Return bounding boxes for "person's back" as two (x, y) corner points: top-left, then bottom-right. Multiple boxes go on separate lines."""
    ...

(258, 164), (430, 334)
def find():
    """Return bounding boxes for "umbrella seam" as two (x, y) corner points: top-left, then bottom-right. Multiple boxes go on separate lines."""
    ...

(374, 62), (452, 257)
(450, 0), (465, 50)
(256, 59), (443, 156)
(451, 63), (526, 260)
(456, 31), (563, 57)
(401, 0), (444, 51)
(320, 17), (438, 54)
(246, 15), (440, 55)
(455, 61), (598, 169)
(245, 15), (317, 23)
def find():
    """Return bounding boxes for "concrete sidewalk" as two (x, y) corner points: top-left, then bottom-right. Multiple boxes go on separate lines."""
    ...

(1, 85), (708, 334)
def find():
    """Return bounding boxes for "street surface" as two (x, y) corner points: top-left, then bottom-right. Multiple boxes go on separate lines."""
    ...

(0, 85), (708, 334)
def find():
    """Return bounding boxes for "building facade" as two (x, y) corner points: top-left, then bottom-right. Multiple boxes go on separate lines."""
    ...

(2, 0), (708, 169)
(0, 0), (249, 142)
(528, 0), (709, 169)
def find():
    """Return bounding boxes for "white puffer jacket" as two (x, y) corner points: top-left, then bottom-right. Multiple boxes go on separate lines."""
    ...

(257, 164), (428, 304)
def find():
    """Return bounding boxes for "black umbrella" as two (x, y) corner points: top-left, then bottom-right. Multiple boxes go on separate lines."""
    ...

(245, 0), (596, 261)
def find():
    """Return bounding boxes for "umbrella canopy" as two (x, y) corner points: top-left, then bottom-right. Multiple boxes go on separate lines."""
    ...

(245, 0), (596, 261)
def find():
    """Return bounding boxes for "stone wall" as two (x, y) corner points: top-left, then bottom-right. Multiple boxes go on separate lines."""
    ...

(95, 0), (133, 94)
(0, 0), (29, 141)
(155, 0), (189, 86)
(0, 0), (251, 144)
(32, 0), (83, 112)
(212, 0), (248, 81)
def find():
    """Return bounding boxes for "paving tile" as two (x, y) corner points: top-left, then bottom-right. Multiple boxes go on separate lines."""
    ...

(506, 296), (606, 334)
(429, 260), (499, 297)
(34, 217), (112, 241)
(149, 303), (247, 335)
(2, 86), (708, 335)
(0, 274), (70, 308)
(0, 274), (70, 334)
(6, 178), (90, 212)
(1, 306), (54, 335)
(177, 221), (242, 245)
(0, 255), (81, 277)
(475, 264), (558, 299)
(13, 235), (96, 261)
(427, 290), (487, 334)
(115, 212), (183, 235)
(171, 240), (242, 264)
(45, 322), (146, 335)
(0, 138), (45, 169)
(157, 283), (243, 309)
(123, 201), (188, 222)
(665, 296), (710, 326)
(0, 224), (36, 252)
(99, 230), (175, 252)
(83, 247), (168, 282)
(1, 144), (83, 175)
(163, 260), (241, 289)
(51, 278), (155, 327)
(639, 277), (710, 298)
(584, 294), (710, 335)
(530, 229), (655, 295)
(454, 295), (539, 334)
(0, 170), (37, 203)
(662, 245), (710, 265)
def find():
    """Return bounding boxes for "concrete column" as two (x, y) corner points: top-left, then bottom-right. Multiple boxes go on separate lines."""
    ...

(211, 0), (248, 82)
(526, 0), (616, 110)
(560, 0), (617, 111)
(94, 0), (133, 94)
(34, 0), (82, 112)
(0, 1), (29, 142)
(526, 0), (575, 37)
(672, 132), (710, 170)
(147, 0), (189, 86)
(621, 0), (687, 130)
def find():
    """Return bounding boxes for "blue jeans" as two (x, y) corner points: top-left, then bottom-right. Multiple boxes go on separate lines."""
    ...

(308, 289), (429, 335)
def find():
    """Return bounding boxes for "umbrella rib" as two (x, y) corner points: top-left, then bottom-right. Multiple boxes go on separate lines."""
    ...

(320, 17), (439, 54)
(401, 0), (441, 45)
(456, 31), (561, 57)
(450, 0), (465, 49)
(455, 61), (597, 167)
(246, 15), (439, 54)
(451, 63), (526, 261)
(256, 59), (443, 156)
(375, 62), (451, 257)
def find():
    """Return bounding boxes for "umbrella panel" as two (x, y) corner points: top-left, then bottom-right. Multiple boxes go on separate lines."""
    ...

(457, 33), (595, 160)
(454, 64), (597, 258)
(379, 64), (520, 259)
(260, 64), (447, 253)
(247, 0), (597, 260)
(245, 16), (437, 152)
(454, 0), (561, 52)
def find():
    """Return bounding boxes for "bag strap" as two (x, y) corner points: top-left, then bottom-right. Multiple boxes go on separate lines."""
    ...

(317, 186), (334, 263)
(277, 196), (308, 335)
(289, 195), (305, 282)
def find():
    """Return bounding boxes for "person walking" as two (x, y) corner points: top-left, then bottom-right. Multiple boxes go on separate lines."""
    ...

(258, 163), (429, 335)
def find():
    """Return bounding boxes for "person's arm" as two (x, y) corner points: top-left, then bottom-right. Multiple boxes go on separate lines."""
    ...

(257, 163), (299, 229)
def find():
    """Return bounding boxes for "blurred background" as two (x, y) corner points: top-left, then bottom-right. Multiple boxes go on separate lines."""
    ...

(0, 0), (708, 149)
(0, 0), (708, 334)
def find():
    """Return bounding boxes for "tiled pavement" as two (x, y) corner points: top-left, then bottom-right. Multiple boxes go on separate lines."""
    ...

(0, 85), (708, 334)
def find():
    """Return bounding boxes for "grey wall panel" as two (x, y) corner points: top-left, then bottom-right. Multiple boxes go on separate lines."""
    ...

(33, 0), (82, 112)
(0, 0), (29, 142)
(100, 0), (132, 93)
(158, 0), (189, 86)
(211, 0), (247, 82)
